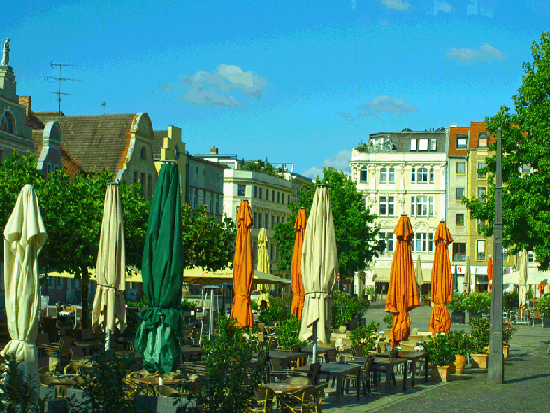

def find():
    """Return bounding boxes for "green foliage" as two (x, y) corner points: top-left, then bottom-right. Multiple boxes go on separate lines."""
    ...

(448, 330), (470, 356)
(67, 350), (135, 413)
(181, 204), (237, 271)
(331, 290), (369, 328)
(527, 289), (534, 300)
(258, 295), (292, 324)
(470, 318), (490, 354)
(383, 313), (394, 330)
(0, 356), (40, 413)
(463, 292), (491, 314)
(364, 286), (375, 296)
(535, 293), (550, 316)
(241, 158), (283, 178)
(278, 316), (307, 349)
(349, 321), (380, 355)
(273, 167), (384, 276)
(502, 319), (517, 345)
(197, 313), (268, 413)
(422, 333), (456, 366)
(503, 291), (519, 311)
(181, 299), (198, 311)
(462, 31), (550, 268)
(125, 295), (148, 308)
(448, 293), (467, 313)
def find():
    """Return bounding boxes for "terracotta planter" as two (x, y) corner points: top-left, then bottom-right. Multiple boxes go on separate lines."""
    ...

(430, 364), (451, 382)
(454, 355), (466, 374)
(503, 345), (510, 359)
(470, 353), (488, 369)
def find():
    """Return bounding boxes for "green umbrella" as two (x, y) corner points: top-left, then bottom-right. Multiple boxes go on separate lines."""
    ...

(134, 163), (184, 374)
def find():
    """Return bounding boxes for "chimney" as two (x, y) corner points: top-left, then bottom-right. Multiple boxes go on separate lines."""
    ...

(210, 146), (218, 155)
(18, 96), (31, 116)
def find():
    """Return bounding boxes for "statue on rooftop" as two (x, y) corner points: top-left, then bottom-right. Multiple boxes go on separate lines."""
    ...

(1, 38), (10, 66)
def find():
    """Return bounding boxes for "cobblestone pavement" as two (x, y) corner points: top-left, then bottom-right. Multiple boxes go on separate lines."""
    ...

(320, 300), (550, 412)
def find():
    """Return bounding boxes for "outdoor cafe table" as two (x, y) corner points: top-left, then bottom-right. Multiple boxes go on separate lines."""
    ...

(262, 382), (310, 413)
(181, 345), (204, 362)
(375, 350), (429, 386)
(126, 375), (185, 396)
(252, 350), (307, 368)
(350, 357), (408, 394)
(299, 346), (332, 360)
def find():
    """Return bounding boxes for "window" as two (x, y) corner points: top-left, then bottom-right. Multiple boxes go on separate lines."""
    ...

(456, 188), (465, 200)
(254, 212), (257, 228)
(216, 196), (220, 214)
(194, 189), (198, 209)
(522, 164), (531, 174)
(209, 192), (214, 212)
(410, 139), (417, 151)
(413, 233), (434, 252)
(528, 251), (534, 263)
(477, 187), (486, 202)
(477, 240), (486, 260)
(134, 171), (138, 184)
(380, 168), (387, 183)
(417, 168), (428, 183)
(253, 242), (257, 261)
(379, 196), (394, 216)
(272, 216), (275, 229)
(140, 147), (146, 160)
(277, 216), (280, 224)
(453, 243), (466, 261)
(478, 133), (488, 148)
(141, 173), (146, 198)
(266, 189), (269, 200)
(477, 219), (486, 230)
(456, 162), (466, 174)
(418, 139), (428, 151)
(410, 196), (434, 217)
(457, 134), (467, 148)
(271, 245), (274, 261)
(411, 168), (415, 182)
(456, 214), (464, 227)
(148, 174), (153, 198)
(272, 191), (275, 202)
(0, 112), (14, 134)
(379, 232), (394, 252)
(257, 213), (262, 228)
(503, 248), (508, 261)
(259, 188), (263, 199)
(238, 184), (245, 196)
(429, 168), (434, 183)
(277, 192), (280, 203)
(430, 139), (437, 151)
(389, 168), (395, 183)
(265, 214), (268, 228)
(196, 166), (199, 174)
(360, 168), (368, 182)
(478, 162), (486, 178)
(254, 186), (258, 198)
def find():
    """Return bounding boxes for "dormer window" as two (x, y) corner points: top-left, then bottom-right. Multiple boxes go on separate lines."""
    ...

(457, 134), (467, 148)
(418, 139), (428, 151)
(410, 139), (417, 151)
(478, 133), (488, 148)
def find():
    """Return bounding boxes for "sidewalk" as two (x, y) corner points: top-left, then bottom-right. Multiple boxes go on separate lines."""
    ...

(321, 300), (550, 412)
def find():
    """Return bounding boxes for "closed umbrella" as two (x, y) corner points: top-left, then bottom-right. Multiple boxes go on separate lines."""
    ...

(231, 200), (254, 328)
(538, 282), (546, 297)
(291, 208), (307, 319)
(415, 255), (423, 295)
(464, 256), (471, 294)
(488, 256), (493, 293)
(92, 183), (126, 351)
(518, 249), (528, 308)
(134, 163), (184, 376)
(299, 186), (337, 362)
(2, 184), (47, 396)
(385, 214), (418, 348)
(256, 228), (270, 309)
(429, 221), (454, 334)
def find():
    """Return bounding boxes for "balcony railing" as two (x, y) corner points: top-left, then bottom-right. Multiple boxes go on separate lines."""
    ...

(453, 254), (466, 261)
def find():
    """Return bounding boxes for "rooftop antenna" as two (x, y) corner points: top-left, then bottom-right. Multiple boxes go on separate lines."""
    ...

(44, 62), (82, 114)
(101, 101), (106, 115)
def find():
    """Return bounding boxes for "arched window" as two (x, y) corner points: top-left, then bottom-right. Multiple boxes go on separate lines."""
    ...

(478, 133), (488, 148)
(140, 147), (146, 160)
(1, 112), (14, 134)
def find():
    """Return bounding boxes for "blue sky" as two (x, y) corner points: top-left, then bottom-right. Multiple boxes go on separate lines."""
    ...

(5, 0), (550, 178)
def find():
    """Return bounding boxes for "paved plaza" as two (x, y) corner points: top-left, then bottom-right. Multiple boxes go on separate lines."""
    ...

(321, 300), (550, 412)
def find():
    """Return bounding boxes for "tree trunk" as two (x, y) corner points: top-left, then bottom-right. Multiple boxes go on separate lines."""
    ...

(81, 266), (90, 329)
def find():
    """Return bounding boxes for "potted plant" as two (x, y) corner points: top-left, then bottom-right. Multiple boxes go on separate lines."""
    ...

(502, 319), (517, 358)
(423, 333), (455, 382)
(331, 291), (369, 330)
(448, 330), (470, 374)
(448, 293), (467, 324)
(535, 293), (550, 327)
(422, 294), (431, 307)
(463, 292), (491, 323)
(349, 321), (380, 356)
(278, 316), (307, 350)
(364, 286), (376, 302)
(470, 318), (490, 369)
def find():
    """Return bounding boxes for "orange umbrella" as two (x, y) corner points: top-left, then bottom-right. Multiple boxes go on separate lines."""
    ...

(291, 208), (307, 319)
(429, 221), (454, 335)
(230, 200), (254, 328)
(538, 282), (547, 297)
(385, 215), (419, 348)
(488, 256), (493, 293)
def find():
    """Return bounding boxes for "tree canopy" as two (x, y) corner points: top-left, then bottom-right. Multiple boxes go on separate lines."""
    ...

(463, 31), (550, 269)
(273, 167), (383, 278)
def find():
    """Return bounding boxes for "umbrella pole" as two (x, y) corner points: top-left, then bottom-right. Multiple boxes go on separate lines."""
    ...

(105, 327), (111, 351)
(209, 289), (214, 339)
(312, 320), (318, 364)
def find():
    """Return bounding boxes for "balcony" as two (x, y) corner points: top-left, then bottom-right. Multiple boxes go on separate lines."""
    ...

(453, 254), (466, 261)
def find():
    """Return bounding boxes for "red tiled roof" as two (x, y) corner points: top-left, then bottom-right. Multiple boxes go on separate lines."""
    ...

(60, 146), (85, 177)
(448, 126), (469, 156)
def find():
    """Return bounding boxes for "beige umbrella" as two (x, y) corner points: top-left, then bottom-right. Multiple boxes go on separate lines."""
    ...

(298, 186), (338, 362)
(2, 184), (48, 396)
(256, 228), (270, 308)
(519, 249), (528, 308)
(463, 256), (472, 294)
(183, 267), (289, 285)
(92, 183), (126, 350)
(415, 255), (423, 294)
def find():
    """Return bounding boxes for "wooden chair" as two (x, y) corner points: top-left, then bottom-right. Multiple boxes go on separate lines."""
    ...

(303, 383), (327, 413)
(251, 385), (275, 413)
(154, 384), (182, 397)
(345, 355), (374, 396)
(280, 385), (314, 413)
(269, 358), (291, 382)
(352, 346), (364, 358)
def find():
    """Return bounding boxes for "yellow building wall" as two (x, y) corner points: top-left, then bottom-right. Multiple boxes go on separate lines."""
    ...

(153, 126), (188, 204)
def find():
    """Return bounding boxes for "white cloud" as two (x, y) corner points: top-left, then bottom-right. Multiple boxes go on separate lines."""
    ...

(336, 111), (355, 121)
(159, 64), (268, 107)
(377, 0), (412, 11)
(427, 0), (454, 16)
(356, 95), (418, 118)
(302, 167), (324, 180)
(302, 150), (352, 180)
(446, 43), (506, 64)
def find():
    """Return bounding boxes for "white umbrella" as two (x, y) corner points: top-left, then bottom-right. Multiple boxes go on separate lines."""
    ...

(415, 255), (423, 293)
(2, 184), (47, 397)
(256, 228), (270, 308)
(519, 249), (528, 309)
(298, 186), (338, 363)
(92, 183), (126, 351)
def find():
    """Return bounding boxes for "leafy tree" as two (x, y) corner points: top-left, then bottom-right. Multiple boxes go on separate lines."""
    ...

(273, 167), (383, 278)
(462, 31), (550, 268)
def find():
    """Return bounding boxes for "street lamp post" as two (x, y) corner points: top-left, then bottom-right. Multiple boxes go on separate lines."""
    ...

(488, 127), (504, 384)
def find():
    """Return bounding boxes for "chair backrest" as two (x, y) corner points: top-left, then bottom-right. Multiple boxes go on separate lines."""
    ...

(70, 346), (85, 359)
(291, 345), (301, 353)
(352, 346), (364, 358)
(308, 362), (321, 385)
(60, 337), (73, 355)
(269, 357), (283, 371)
(324, 349), (337, 363)
(269, 339), (278, 350)
(254, 385), (275, 402)
(310, 383), (327, 409)
(363, 356), (374, 374)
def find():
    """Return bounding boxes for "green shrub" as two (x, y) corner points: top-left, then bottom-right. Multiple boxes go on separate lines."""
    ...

(258, 295), (292, 324)
(503, 291), (519, 311)
(448, 330), (470, 356)
(470, 318), (490, 353)
(331, 291), (370, 329)
(125, 295), (148, 308)
(536, 293), (550, 316)
(278, 316), (307, 350)
(0, 356), (40, 413)
(422, 333), (456, 366)
(448, 293), (467, 313)
(383, 313), (394, 329)
(349, 321), (380, 355)
(463, 292), (491, 314)
(181, 299), (197, 311)
(502, 319), (517, 345)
